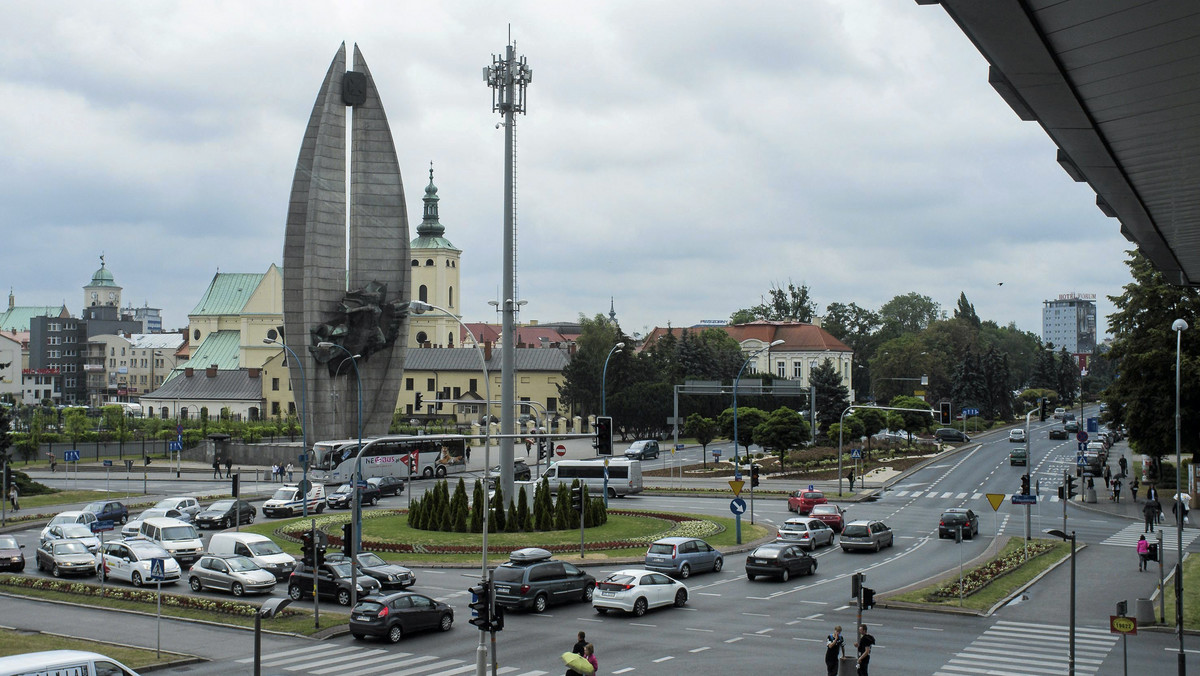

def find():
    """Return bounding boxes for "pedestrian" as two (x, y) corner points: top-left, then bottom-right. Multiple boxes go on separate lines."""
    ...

(212, 458), (222, 479)
(465, 445), (471, 463)
(1173, 495), (1191, 526)
(566, 631), (587, 676)
(1144, 499), (1158, 533)
(1103, 465), (1112, 489)
(278, 464), (285, 483)
(525, 438), (532, 456)
(224, 456), (232, 477)
(7, 484), (18, 512)
(1131, 477), (1140, 502)
(271, 463), (278, 482)
(1137, 534), (1150, 571)
(854, 623), (875, 676)
(583, 644), (598, 675)
(847, 470), (855, 492)
(286, 462), (294, 482)
(1112, 476), (1122, 503)
(1119, 454), (1128, 476)
(825, 625), (845, 676)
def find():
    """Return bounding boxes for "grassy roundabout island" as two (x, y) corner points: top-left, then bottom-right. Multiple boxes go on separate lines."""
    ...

(245, 509), (769, 565)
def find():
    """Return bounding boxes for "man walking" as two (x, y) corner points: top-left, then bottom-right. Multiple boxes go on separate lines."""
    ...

(854, 623), (875, 676)
(566, 630), (587, 676)
(212, 458), (222, 480)
(847, 470), (855, 492)
(286, 462), (294, 483)
(1144, 499), (1158, 533)
(1118, 454), (1128, 477)
(224, 456), (233, 477)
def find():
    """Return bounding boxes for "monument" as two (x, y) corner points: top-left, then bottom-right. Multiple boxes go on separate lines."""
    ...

(281, 43), (410, 444)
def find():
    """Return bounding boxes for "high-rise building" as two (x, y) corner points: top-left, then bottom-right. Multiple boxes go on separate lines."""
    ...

(1042, 294), (1097, 354)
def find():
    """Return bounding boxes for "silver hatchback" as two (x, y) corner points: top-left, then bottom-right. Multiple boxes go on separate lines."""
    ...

(839, 520), (894, 553)
(188, 554), (276, 596)
(643, 537), (723, 579)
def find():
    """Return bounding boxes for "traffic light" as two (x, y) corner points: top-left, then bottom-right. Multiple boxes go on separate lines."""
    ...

(751, 465), (760, 488)
(1064, 474), (1078, 501)
(939, 402), (952, 426)
(571, 486), (583, 513)
(1039, 398), (1047, 422)
(414, 393), (423, 411)
(342, 521), (354, 557)
(231, 473), (240, 498)
(851, 572), (863, 599)
(1021, 474), (1030, 496)
(144, 456), (152, 466)
(299, 531), (314, 568)
(1148, 542), (1159, 562)
(491, 603), (504, 632)
(469, 581), (492, 631)
(862, 587), (876, 609)
(595, 416), (613, 455)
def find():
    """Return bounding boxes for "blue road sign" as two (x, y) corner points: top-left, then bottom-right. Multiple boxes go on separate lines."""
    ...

(963, 408), (980, 416)
(169, 441), (183, 452)
(298, 453), (308, 464)
(149, 558), (165, 581)
(176, 424), (183, 435)
(1077, 431), (1089, 443)
(1077, 454), (1087, 467)
(712, 448), (722, 456)
(90, 520), (114, 533)
(850, 449), (863, 459)
(1011, 494), (1037, 505)
(1087, 417), (1099, 433)
(63, 450), (80, 462)
(730, 498), (747, 515)
(102, 460), (113, 467)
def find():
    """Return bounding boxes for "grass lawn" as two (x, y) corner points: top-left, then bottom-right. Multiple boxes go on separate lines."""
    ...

(888, 537), (1069, 611)
(0, 627), (185, 667)
(1161, 553), (1200, 629)
(246, 510), (769, 564)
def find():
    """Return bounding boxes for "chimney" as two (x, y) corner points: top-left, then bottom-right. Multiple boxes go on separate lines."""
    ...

(484, 341), (493, 362)
(185, 367), (194, 377)
(248, 368), (260, 379)
(206, 364), (217, 377)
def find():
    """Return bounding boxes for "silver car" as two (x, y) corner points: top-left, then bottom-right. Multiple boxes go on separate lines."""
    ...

(839, 520), (894, 553)
(41, 524), (101, 553)
(35, 540), (96, 577)
(188, 554), (276, 596)
(777, 517), (836, 551)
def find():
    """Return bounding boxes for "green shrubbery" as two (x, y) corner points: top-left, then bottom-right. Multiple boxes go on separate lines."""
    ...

(407, 477), (607, 533)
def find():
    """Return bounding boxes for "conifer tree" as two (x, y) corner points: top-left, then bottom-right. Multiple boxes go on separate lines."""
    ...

(516, 485), (531, 531)
(470, 479), (484, 533)
(492, 485), (507, 531)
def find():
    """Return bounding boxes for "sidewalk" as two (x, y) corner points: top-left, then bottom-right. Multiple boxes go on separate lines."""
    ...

(1065, 439), (1194, 529)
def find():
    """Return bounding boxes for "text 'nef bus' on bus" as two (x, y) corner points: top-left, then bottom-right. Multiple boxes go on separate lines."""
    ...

(310, 435), (469, 485)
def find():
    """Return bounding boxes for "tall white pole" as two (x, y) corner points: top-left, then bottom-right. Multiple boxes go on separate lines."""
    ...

(1172, 318), (1187, 676)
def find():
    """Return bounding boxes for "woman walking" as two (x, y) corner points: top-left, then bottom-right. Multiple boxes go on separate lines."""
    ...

(583, 644), (598, 675)
(1137, 535), (1150, 571)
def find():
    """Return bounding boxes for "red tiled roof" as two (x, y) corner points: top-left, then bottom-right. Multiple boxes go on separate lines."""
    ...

(642, 322), (851, 353)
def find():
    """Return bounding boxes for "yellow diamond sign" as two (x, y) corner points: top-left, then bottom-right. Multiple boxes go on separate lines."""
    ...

(729, 480), (745, 497)
(986, 493), (1006, 512)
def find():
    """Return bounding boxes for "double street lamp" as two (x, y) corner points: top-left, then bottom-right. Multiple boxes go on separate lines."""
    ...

(601, 342), (625, 417)
(1046, 528), (1077, 676)
(263, 336), (310, 517)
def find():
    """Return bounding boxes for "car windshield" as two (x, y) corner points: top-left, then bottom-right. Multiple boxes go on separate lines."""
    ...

(811, 505), (837, 515)
(335, 485), (353, 495)
(328, 562), (353, 578)
(139, 509), (168, 519)
(83, 502), (105, 513)
(247, 540), (284, 556)
(154, 500), (180, 510)
(60, 525), (92, 538)
(209, 500), (235, 511)
(842, 524), (869, 537)
(54, 541), (88, 555)
(751, 547), (783, 559)
(0, 536), (17, 549)
(129, 543), (170, 558)
(270, 488), (297, 500)
(357, 553), (386, 567)
(49, 514), (76, 526)
(227, 556), (260, 572)
(161, 525), (198, 541)
(647, 543), (674, 555)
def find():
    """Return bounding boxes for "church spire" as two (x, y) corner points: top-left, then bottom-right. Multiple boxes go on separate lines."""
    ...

(417, 162), (445, 238)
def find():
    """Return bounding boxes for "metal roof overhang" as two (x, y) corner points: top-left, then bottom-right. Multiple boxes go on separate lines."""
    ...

(925, 0), (1200, 286)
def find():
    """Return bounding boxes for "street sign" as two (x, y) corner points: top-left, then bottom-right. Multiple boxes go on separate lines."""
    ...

(556, 444), (566, 457)
(1011, 494), (1037, 505)
(712, 448), (722, 456)
(298, 453), (308, 463)
(169, 441), (182, 452)
(64, 450), (80, 462)
(674, 443), (683, 455)
(1076, 430), (1089, 443)
(102, 460), (113, 467)
(297, 479), (312, 494)
(985, 493), (1006, 511)
(1077, 454), (1087, 467)
(850, 449), (862, 460)
(176, 424), (183, 435)
(963, 407), (979, 416)
(729, 479), (745, 496)
(149, 558), (166, 581)
(730, 498), (747, 515)
(90, 520), (115, 533)
(1110, 615), (1137, 635)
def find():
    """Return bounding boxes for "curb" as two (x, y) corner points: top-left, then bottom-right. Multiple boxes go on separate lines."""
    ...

(0, 620), (203, 672)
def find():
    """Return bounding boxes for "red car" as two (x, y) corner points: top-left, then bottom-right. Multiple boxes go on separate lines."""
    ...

(787, 490), (827, 515)
(808, 504), (845, 532)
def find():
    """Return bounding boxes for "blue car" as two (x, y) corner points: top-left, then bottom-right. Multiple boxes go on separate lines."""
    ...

(81, 500), (128, 525)
(643, 537), (723, 579)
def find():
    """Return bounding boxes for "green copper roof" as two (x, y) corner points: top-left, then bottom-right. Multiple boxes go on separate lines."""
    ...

(0, 306), (66, 332)
(411, 163), (459, 251)
(189, 272), (265, 316)
(89, 259), (118, 287)
(163, 330), (242, 382)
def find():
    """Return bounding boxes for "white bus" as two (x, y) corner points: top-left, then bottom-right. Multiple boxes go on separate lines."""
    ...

(537, 458), (643, 498)
(311, 435), (469, 485)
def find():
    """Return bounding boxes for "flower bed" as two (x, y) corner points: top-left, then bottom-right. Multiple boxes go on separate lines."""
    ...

(930, 540), (1056, 598)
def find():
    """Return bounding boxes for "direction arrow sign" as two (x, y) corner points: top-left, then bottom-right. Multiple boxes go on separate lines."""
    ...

(986, 493), (1006, 511)
(169, 441), (183, 452)
(730, 498), (747, 515)
(729, 479), (745, 496)
(64, 450), (80, 462)
(102, 460), (113, 467)
(90, 520), (115, 533)
(1011, 494), (1037, 505)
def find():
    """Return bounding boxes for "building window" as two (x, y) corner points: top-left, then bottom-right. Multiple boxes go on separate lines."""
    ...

(426, 378), (435, 391)
(109, 358), (115, 367)
(547, 397), (557, 412)
(288, 402), (296, 415)
(793, 362), (803, 379)
(449, 286), (454, 307)
(453, 387), (461, 398)
(415, 331), (428, 344)
(410, 259), (419, 267)
(48, 323), (60, 331)
(419, 285), (428, 303)
(405, 378), (414, 391)
(469, 378), (477, 393)
(180, 407), (189, 420)
(425, 259), (434, 266)
(272, 378), (279, 391)
(776, 360), (786, 378)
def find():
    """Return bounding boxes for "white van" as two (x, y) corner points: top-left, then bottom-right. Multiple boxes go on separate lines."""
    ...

(0, 650), (141, 676)
(262, 483), (326, 517)
(208, 532), (296, 580)
(137, 517), (203, 566)
(538, 458), (643, 498)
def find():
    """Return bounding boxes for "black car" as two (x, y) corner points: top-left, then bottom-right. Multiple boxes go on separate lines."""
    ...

(367, 476), (405, 497)
(934, 428), (971, 443)
(745, 543), (816, 582)
(490, 460), (533, 481)
(1048, 428), (1069, 440)
(0, 535), (25, 572)
(492, 548), (595, 613)
(194, 499), (256, 529)
(938, 508), (980, 539)
(350, 592), (453, 643)
(325, 551), (416, 590)
(288, 562), (382, 606)
(327, 483), (382, 509)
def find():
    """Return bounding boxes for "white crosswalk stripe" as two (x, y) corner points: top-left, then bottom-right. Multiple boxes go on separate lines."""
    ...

(933, 619), (1117, 676)
(245, 644), (544, 676)
(896, 490), (910, 497)
(1099, 521), (1200, 549)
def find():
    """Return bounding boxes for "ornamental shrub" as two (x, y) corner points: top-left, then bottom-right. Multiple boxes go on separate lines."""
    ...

(516, 485), (531, 531)
(492, 485), (507, 531)
(470, 479), (484, 533)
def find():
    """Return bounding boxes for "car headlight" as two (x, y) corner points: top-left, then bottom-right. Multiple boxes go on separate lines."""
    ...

(388, 574), (397, 581)
(356, 584), (363, 592)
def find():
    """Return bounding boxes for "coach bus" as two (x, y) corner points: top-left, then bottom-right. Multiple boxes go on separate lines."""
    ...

(537, 458), (643, 498)
(310, 435), (469, 485)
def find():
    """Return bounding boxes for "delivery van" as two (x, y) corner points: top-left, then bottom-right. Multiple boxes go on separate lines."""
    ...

(262, 483), (326, 517)
(0, 650), (141, 675)
(207, 532), (297, 580)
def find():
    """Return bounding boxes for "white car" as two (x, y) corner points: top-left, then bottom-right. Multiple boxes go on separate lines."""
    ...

(152, 497), (202, 520)
(124, 507), (192, 538)
(40, 524), (101, 553)
(97, 539), (181, 586)
(592, 568), (688, 617)
(39, 511), (98, 543)
(1008, 428), (1027, 443)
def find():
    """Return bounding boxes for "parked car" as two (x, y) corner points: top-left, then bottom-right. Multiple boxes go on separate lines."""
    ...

(938, 508), (980, 539)
(366, 476), (405, 497)
(623, 440), (660, 460)
(934, 428), (971, 443)
(97, 539), (182, 586)
(40, 524), (100, 552)
(152, 497), (202, 520)
(188, 554), (276, 596)
(777, 517), (836, 551)
(839, 520), (894, 553)
(787, 490), (827, 515)
(643, 537), (723, 579)
(0, 535), (25, 572)
(493, 548), (595, 613)
(489, 460), (533, 482)
(325, 551), (416, 590)
(745, 543), (817, 581)
(81, 500), (128, 525)
(39, 511), (97, 542)
(1008, 428), (1026, 443)
(287, 561), (381, 606)
(194, 499), (256, 529)
(349, 591), (453, 643)
(1049, 428), (1069, 440)
(35, 540), (95, 577)
(207, 532), (296, 581)
(592, 568), (688, 616)
(0, 650), (143, 676)
(326, 482), (381, 509)
(808, 504), (846, 533)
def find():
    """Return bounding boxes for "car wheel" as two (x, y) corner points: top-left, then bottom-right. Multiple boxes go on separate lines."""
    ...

(36, 558), (43, 572)
(119, 515), (127, 525)
(780, 569), (790, 582)
(316, 504), (325, 514)
(747, 573), (756, 581)
(713, 557), (723, 573)
(223, 518), (231, 529)
(632, 598), (648, 617)
(674, 589), (688, 607)
(809, 561), (818, 576)
(583, 585), (594, 602)
(533, 593), (548, 613)
(888, 536), (895, 548)
(52, 564), (61, 578)
(248, 513), (255, 523)
(594, 606), (608, 614)
(371, 496), (379, 506)
(131, 571), (143, 587)
(678, 563), (691, 579)
(337, 589), (352, 606)
(232, 583), (244, 597)
(288, 584), (303, 600)
(387, 624), (404, 644)
(190, 577), (202, 592)
(875, 541), (882, 553)
(351, 633), (365, 641)
(439, 613), (453, 632)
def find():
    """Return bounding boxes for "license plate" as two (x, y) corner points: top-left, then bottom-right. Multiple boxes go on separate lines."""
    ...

(601, 591), (615, 597)
(354, 614), (370, 621)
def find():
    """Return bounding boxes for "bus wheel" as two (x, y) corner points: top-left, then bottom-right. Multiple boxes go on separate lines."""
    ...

(422, 467), (434, 479)
(607, 487), (617, 499)
(435, 466), (447, 478)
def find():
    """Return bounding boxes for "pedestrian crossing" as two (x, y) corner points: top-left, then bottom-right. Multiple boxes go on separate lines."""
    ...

(1099, 521), (1200, 550)
(892, 490), (1067, 503)
(933, 619), (1118, 676)
(236, 643), (549, 676)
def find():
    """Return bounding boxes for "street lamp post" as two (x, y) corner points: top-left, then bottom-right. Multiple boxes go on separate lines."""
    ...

(838, 404), (856, 496)
(316, 341), (361, 608)
(1047, 528), (1077, 676)
(1172, 318), (1188, 676)
(263, 337), (310, 517)
(732, 340), (783, 544)
(601, 342), (625, 418)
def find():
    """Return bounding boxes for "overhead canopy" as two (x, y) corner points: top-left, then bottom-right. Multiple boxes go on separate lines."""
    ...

(927, 0), (1200, 286)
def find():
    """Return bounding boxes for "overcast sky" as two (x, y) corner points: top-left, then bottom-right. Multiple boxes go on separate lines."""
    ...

(0, 2), (1130, 341)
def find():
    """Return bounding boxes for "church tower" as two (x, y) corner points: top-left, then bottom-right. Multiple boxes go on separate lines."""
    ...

(83, 255), (122, 310)
(409, 164), (463, 347)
